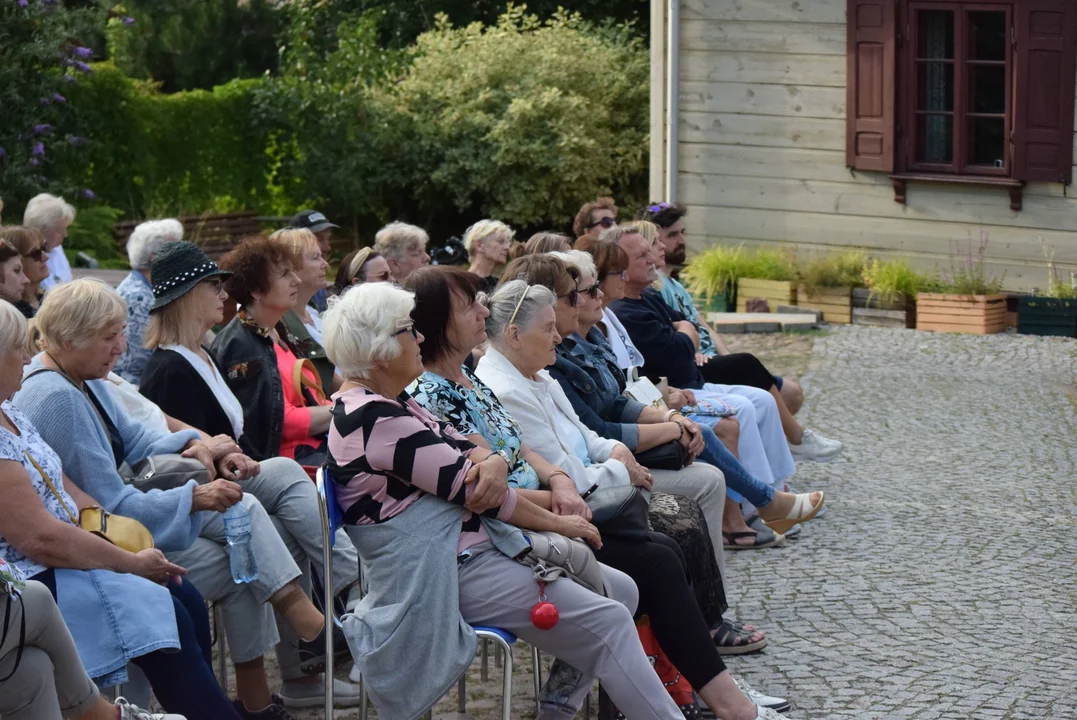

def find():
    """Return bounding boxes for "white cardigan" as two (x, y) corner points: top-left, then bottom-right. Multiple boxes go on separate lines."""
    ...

(475, 346), (631, 495)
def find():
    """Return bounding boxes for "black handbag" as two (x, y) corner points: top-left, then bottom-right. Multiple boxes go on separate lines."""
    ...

(633, 440), (688, 471)
(585, 486), (651, 541)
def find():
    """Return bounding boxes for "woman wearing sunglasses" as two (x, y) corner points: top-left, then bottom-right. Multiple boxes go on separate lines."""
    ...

(0, 227), (49, 318)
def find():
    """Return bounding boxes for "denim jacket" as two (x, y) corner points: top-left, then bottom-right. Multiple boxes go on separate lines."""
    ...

(547, 333), (648, 450)
(210, 312), (284, 461)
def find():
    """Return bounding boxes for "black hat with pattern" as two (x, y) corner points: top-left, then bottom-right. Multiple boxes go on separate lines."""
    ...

(149, 241), (232, 312)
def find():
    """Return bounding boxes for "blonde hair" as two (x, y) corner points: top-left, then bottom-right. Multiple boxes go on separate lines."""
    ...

(35, 278), (126, 351)
(144, 289), (205, 350)
(625, 220), (658, 245)
(547, 250), (597, 285)
(463, 219), (514, 257)
(0, 299), (28, 354)
(270, 227), (320, 257)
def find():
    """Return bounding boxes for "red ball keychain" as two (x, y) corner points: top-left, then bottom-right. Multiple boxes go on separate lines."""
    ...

(530, 581), (559, 630)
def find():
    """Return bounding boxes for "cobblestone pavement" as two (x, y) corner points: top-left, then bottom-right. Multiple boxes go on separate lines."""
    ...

(277, 325), (1077, 719)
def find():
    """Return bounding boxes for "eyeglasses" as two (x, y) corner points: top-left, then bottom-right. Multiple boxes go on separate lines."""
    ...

(581, 282), (601, 299)
(26, 245), (47, 262)
(203, 278), (224, 292)
(586, 217), (616, 230)
(393, 324), (419, 339)
(557, 288), (579, 308)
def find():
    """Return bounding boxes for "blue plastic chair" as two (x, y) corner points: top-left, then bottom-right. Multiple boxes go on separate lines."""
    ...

(316, 468), (518, 720)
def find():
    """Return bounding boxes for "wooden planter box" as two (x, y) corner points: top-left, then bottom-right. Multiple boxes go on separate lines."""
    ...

(736, 278), (796, 313)
(916, 293), (1007, 334)
(692, 289), (732, 314)
(1017, 297), (1077, 337)
(797, 285), (853, 324)
(851, 288), (916, 329)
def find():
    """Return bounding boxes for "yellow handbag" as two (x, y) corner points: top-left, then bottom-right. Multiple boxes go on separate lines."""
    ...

(26, 450), (155, 554)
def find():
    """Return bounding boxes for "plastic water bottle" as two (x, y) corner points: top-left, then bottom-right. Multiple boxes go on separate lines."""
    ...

(223, 502), (258, 584)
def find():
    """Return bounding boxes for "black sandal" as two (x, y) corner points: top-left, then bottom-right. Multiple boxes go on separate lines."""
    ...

(713, 618), (768, 656)
(722, 529), (782, 550)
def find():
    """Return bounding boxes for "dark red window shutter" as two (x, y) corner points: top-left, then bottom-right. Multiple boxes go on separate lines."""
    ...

(846, 0), (897, 171)
(1014, 0), (1077, 184)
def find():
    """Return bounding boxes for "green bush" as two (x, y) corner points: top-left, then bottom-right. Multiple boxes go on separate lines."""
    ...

(741, 247), (798, 282)
(65, 204), (128, 268)
(799, 251), (868, 291)
(681, 244), (745, 304)
(862, 258), (922, 303)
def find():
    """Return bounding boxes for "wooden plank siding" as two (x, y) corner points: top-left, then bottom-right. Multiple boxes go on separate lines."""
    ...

(672, 0), (1077, 293)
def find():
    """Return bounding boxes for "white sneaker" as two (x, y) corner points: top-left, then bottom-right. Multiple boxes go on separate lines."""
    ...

(349, 662), (362, 683)
(115, 697), (185, 720)
(789, 428), (842, 462)
(733, 677), (791, 713)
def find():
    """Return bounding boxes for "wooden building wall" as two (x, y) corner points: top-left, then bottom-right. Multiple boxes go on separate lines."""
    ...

(658, 0), (1077, 292)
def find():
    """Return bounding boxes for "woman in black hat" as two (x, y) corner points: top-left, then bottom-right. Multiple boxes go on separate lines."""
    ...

(138, 240), (365, 714)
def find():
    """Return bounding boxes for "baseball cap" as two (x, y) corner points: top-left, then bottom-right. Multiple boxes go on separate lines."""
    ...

(289, 209), (339, 234)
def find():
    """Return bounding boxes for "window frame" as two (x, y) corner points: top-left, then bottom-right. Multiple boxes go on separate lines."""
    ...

(897, 0), (1015, 178)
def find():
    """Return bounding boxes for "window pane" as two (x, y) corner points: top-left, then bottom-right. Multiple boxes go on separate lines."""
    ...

(967, 117), (1006, 167)
(918, 11), (955, 59)
(917, 115), (954, 164)
(967, 65), (1006, 114)
(968, 11), (1006, 61)
(918, 63), (955, 111)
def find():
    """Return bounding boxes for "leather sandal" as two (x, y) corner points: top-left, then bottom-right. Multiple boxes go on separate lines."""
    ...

(762, 492), (825, 535)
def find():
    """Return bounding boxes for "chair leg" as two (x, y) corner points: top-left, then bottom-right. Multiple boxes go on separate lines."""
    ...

(480, 637), (489, 681)
(458, 672), (467, 713)
(531, 645), (541, 712)
(499, 640), (513, 720)
(358, 678), (369, 720)
(495, 643), (503, 669)
(212, 604), (228, 690)
(585, 690), (592, 720)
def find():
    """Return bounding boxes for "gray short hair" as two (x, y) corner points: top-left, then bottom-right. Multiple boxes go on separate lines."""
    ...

(23, 194), (76, 232)
(373, 222), (428, 262)
(0, 300), (28, 354)
(463, 219), (514, 257)
(322, 282), (415, 379)
(484, 280), (556, 345)
(127, 218), (184, 270)
(35, 278), (126, 351)
(547, 250), (597, 285)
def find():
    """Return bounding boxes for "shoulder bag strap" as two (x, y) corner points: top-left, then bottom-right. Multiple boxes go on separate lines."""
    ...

(23, 450), (79, 526)
(292, 357), (327, 406)
(0, 592), (26, 683)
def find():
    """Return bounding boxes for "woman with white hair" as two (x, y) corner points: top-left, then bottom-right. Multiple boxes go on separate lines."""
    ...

(13, 279), (330, 720)
(464, 219), (513, 292)
(22, 193), (76, 290)
(372, 221), (430, 281)
(324, 281), (694, 720)
(115, 219), (185, 384)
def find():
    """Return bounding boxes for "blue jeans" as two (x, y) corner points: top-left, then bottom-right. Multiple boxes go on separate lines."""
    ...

(131, 579), (241, 719)
(688, 415), (776, 508)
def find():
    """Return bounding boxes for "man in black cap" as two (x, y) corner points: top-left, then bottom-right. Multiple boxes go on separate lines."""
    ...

(289, 209), (338, 312)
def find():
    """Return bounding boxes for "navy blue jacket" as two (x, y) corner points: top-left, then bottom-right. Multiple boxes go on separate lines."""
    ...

(609, 288), (705, 389)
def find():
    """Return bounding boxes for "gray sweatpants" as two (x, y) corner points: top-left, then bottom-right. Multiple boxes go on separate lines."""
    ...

(650, 462), (728, 589)
(0, 580), (100, 720)
(457, 549), (682, 720)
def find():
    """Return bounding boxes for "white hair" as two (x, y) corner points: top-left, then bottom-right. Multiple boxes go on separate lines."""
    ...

(373, 222), (428, 262)
(127, 218), (184, 270)
(484, 279), (556, 344)
(0, 299), (28, 353)
(23, 194), (76, 232)
(463, 219), (514, 256)
(322, 282), (415, 379)
(547, 250), (596, 284)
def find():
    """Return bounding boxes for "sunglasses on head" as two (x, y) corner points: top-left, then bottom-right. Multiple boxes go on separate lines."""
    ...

(557, 287), (579, 308)
(587, 216), (616, 230)
(647, 202), (672, 214)
(393, 324), (419, 339)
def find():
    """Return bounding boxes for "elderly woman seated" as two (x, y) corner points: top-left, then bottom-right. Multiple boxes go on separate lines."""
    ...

(22, 193), (75, 290)
(464, 279), (789, 718)
(0, 301), (236, 719)
(405, 267), (771, 661)
(138, 240), (363, 710)
(13, 279), (329, 720)
(321, 282), (769, 720)
(333, 248), (395, 294)
(0, 226), (50, 318)
(114, 219), (185, 385)
(463, 219), (514, 292)
(212, 236), (332, 465)
(269, 228), (336, 392)
(371, 221), (431, 281)
(543, 250), (824, 549)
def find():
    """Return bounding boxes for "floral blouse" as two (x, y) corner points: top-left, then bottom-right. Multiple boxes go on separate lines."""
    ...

(411, 367), (540, 490)
(0, 401), (78, 579)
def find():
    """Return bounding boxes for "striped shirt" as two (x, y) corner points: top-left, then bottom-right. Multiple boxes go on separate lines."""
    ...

(327, 386), (518, 553)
